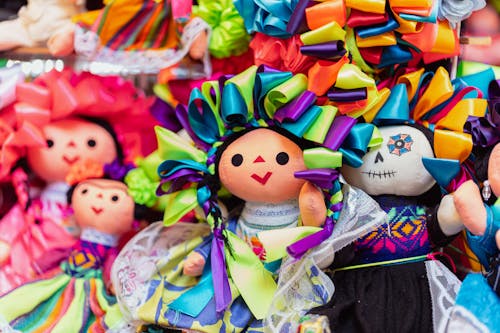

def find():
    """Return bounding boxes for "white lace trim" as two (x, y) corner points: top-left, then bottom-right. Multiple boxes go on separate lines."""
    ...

(81, 228), (118, 247)
(74, 17), (212, 75)
(264, 183), (388, 333)
(426, 260), (462, 333)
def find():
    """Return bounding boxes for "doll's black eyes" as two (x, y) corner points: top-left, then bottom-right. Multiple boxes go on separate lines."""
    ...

(81, 188), (88, 195)
(276, 152), (289, 165)
(46, 139), (54, 148)
(111, 195), (119, 202)
(87, 139), (97, 147)
(231, 154), (243, 167)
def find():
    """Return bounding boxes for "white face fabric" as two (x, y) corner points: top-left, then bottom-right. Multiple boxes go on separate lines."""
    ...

(342, 125), (436, 196)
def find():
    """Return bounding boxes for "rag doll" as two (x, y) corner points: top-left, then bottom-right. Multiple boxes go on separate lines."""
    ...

(0, 0), (84, 51)
(446, 141), (500, 332)
(111, 66), (385, 332)
(309, 123), (464, 333)
(0, 176), (138, 332)
(0, 117), (119, 294)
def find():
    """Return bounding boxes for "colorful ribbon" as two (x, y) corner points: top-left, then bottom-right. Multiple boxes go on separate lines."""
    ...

(193, 0), (251, 58)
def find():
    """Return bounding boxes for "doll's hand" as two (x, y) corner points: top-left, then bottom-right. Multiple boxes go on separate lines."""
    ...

(189, 30), (208, 60)
(47, 23), (75, 57)
(437, 193), (464, 236)
(183, 251), (206, 277)
(299, 181), (327, 227)
(453, 180), (487, 235)
(0, 240), (10, 265)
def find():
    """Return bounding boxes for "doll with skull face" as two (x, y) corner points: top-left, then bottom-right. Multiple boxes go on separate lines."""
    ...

(309, 123), (463, 333)
(0, 117), (120, 294)
(0, 175), (137, 332)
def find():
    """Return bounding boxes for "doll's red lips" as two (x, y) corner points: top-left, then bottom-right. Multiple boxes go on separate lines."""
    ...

(91, 207), (103, 215)
(63, 155), (80, 165)
(251, 172), (272, 185)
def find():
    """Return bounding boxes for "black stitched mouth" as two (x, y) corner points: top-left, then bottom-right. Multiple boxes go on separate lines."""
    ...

(361, 170), (397, 179)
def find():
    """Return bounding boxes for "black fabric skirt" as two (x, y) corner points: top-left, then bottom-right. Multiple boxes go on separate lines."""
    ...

(309, 261), (433, 333)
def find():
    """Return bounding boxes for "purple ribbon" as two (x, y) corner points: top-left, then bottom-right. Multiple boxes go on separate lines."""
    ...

(211, 227), (232, 314)
(287, 216), (335, 258)
(104, 159), (134, 181)
(295, 168), (340, 188)
(286, 0), (311, 35)
(274, 90), (316, 123)
(156, 169), (203, 196)
(176, 104), (211, 151)
(465, 79), (500, 148)
(300, 41), (346, 59)
(327, 87), (367, 102)
(150, 98), (182, 132)
(324, 115), (357, 151)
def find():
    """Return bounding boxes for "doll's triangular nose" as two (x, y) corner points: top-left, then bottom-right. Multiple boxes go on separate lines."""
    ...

(67, 141), (76, 147)
(253, 156), (265, 163)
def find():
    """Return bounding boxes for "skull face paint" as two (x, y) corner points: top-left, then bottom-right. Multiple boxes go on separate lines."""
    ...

(342, 125), (436, 196)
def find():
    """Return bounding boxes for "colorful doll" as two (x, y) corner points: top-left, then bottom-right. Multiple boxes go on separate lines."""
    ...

(0, 175), (138, 332)
(308, 67), (490, 332)
(0, 117), (119, 294)
(309, 123), (464, 333)
(0, 69), (157, 294)
(111, 66), (386, 332)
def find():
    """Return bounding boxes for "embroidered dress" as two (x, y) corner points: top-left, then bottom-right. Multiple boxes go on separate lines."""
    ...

(0, 228), (125, 333)
(113, 201), (304, 333)
(310, 194), (461, 333)
(0, 181), (77, 294)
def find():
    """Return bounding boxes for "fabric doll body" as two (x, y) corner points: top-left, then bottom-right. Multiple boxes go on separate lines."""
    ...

(447, 143), (500, 333)
(0, 178), (135, 333)
(310, 125), (463, 333)
(0, 118), (118, 294)
(0, 0), (84, 51)
(114, 127), (329, 333)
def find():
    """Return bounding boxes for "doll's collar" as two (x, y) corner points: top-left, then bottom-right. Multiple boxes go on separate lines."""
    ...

(80, 228), (119, 247)
(40, 181), (70, 204)
(239, 199), (300, 229)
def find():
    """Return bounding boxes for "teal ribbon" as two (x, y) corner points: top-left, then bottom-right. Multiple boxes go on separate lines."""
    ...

(421, 157), (461, 189)
(455, 68), (495, 99)
(373, 84), (410, 125)
(340, 123), (378, 167)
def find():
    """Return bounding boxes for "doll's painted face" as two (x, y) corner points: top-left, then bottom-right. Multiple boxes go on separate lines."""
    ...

(72, 179), (134, 235)
(342, 125), (436, 196)
(218, 128), (306, 204)
(26, 118), (118, 182)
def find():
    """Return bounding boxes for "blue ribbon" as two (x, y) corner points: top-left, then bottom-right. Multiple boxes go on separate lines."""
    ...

(421, 157), (461, 189)
(357, 13), (400, 38)
(373, 84), (410, 125)
(339, 123), (377, 167)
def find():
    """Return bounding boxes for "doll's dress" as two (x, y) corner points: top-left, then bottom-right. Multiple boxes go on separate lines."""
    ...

(309, 194), (462, 333)
(112, 200), (304, 332)
(446, 199), (500, 333)
(72, 0), (211, 75)
(0, 181), (77, 295)
(0, 228), (126, 333)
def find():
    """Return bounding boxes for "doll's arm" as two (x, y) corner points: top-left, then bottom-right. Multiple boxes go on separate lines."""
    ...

(299, 181), (327, 227)
(436, 193), (464, 236)
(183, 235), (212, 277)
(103, 248), (119, 292)
(453, 180), (487, 235)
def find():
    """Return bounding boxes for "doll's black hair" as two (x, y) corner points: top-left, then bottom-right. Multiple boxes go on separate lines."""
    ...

(79, 116), (124, 161)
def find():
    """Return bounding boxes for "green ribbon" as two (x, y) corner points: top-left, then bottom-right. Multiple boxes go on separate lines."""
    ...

(303, 147), (343, 169)
(258, 226), (322, 262)
(264, 74), (308, 118)
(223, 230), (277, 320)
(193, 0), (251, 58)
